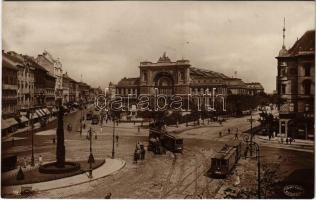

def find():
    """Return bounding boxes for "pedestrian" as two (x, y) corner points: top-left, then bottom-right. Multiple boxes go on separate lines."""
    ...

(219, 131), (222, 137)
(133, 150), (137, 163)
(268, 134), (271, 141)
(285, 137), (288, 145)
(141, 147), (146, 160)
(244, 146), (249, 158)
(104, 192), (111, 199)
(23, 156), (27, 168)
(116, 135), (119, 144)
(39, 155), (43, 166)
(228, 128), (231, 134)
(234, 133), (238, 140)
(289, 137), (293, 145)
(83, 123), (86, 129)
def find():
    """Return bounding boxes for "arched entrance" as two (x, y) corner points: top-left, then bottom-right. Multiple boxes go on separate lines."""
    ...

(154, 72), (174, 95)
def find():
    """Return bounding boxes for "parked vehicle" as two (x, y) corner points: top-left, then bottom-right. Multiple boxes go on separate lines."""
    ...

(208, 141), (241, 178)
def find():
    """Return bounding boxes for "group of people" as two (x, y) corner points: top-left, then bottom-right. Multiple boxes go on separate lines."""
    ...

(134, 141), (146, 163)
(218, 128), (239, 140)
(19, 155), (43, 168)
(280, 136), (295, 144)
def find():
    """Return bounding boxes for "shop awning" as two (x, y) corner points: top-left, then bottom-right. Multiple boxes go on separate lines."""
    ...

(20, 111), (27, 116)
(20, 116), (29, 123)
(30, 112), (39, 119)
(35, 110), (44, 117)
(43, 108), (51, 115)
(1, 118), (19, 130)
(39, 109), (47, 116)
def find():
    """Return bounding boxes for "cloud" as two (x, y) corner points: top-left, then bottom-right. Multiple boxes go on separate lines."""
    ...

(2, 1), (315, 92)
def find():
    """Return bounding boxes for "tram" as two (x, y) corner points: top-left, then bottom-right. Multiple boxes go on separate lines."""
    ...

(208, 141), (241, 178)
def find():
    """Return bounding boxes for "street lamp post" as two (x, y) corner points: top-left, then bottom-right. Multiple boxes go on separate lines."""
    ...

(80, 100), (83, 136)
(112, 118), (115, 159)
(87, 127), (95, 178)
(28, 101), (35, 167)
(243, 135), (261, 199)
(247, 110), (256, 157)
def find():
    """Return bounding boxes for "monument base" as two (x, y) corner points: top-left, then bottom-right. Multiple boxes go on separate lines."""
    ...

(39, 161), (80, 174)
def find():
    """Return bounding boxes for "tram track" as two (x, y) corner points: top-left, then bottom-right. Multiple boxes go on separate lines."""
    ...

(161, 147), (208, 198)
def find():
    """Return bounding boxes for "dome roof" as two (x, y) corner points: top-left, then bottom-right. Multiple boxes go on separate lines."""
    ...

(278, 46), (289, 57)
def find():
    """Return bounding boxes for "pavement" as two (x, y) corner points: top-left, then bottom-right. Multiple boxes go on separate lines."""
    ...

(2, 108), (79, 141)
(2, 158), (126, 195)
(256, 135), (314, 153)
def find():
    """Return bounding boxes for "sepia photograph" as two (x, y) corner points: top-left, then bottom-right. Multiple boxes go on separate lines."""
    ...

(1, 1), (315, 199)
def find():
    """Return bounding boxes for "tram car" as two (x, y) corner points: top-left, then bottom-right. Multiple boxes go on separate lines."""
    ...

(161, 133), (183, 153)
(148, 122), (183, 154)
(208, 141), (241, 178)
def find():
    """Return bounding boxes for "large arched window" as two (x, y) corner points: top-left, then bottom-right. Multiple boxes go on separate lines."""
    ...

(303, 80), (311, 95)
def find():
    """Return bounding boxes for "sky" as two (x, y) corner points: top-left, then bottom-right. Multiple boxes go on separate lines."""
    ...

(2, 1), (315, 93)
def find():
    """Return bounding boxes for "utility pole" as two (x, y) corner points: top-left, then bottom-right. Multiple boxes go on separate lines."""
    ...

(112, 118), (115, 159)
(247, 110), (256, 157)
(243, 136), (261, 199)
(29, 101), (35, 167)
(80, 99), (83, 136)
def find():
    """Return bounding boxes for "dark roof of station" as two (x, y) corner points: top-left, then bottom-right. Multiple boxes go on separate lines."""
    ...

(190, 67), (229, 79)
(117, 77), (140, 86)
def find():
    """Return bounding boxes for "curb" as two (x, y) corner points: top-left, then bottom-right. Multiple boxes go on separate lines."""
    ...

(2, 159), (126, 195)
(39, 159), (126, 192)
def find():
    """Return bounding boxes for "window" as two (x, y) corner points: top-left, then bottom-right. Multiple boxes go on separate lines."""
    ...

(281, 122), (286, 134)
(305, 104), (310, 112)
(303, 80), (311, 95)
(281, 67), (287, 77)
(143, 71), (147, 82)
(304, 64), (311, 76)
(281, 84), (286, 94)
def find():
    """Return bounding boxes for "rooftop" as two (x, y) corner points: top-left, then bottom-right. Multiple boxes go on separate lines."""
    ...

(190, 67), (229, 79)
(288, 30), (315, 56)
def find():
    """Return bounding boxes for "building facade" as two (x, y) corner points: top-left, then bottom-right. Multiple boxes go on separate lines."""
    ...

(28, 56), (56, 107)
(36, 50), (63, 104)
(246, 82), (265, 96)
(276, 29), (315, 139)
(113, 53), (263, 98)
(2, 51), (19, 118)
(5, 51), (36, 110)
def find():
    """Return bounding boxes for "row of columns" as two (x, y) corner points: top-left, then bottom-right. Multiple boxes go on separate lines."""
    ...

(116, 88), (138, 95)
